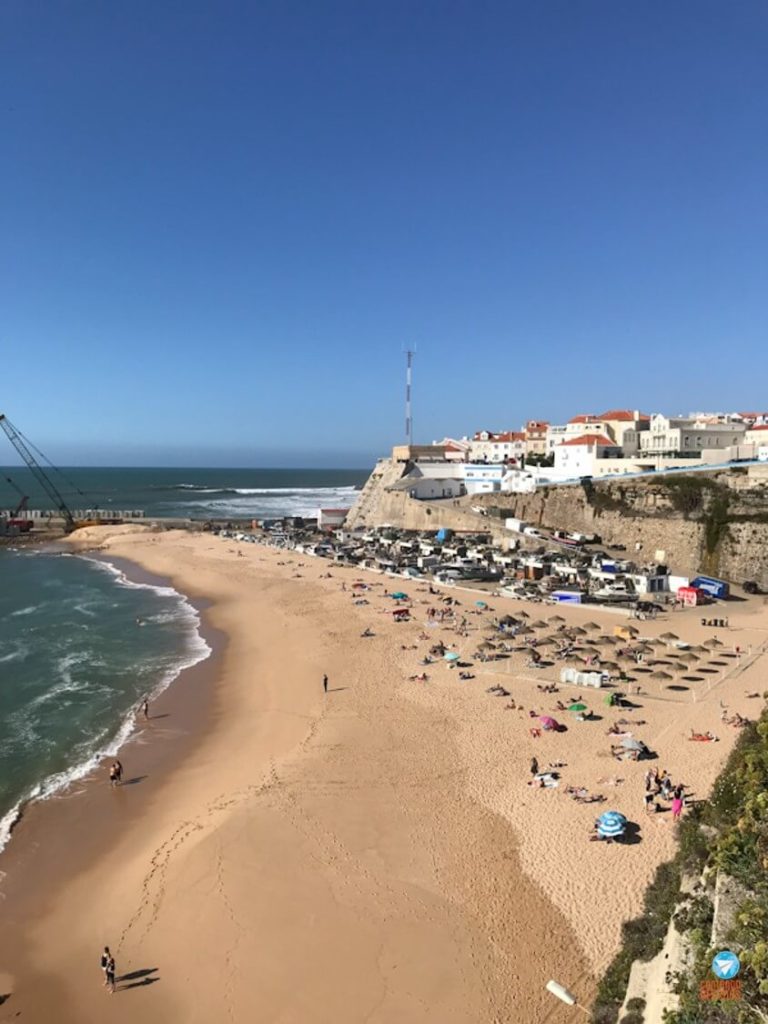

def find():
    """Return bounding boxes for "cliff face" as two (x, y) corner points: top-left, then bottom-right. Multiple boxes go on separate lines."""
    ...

(346, 464), (768, 588)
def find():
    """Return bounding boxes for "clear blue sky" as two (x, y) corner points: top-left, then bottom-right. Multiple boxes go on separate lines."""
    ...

(1, 1), (766, 467)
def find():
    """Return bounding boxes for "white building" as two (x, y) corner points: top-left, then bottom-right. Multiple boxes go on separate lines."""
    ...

(469, 430), (526, 463)
(461, 463), (506, 494)
(554, 433), (622, 478)
(639, 415), (746, 456)
(392, 463), (464, 500)
(500, 469), (538, 493)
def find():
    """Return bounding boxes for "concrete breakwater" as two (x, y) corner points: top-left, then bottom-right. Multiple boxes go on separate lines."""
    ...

(346, 460), (768, 589)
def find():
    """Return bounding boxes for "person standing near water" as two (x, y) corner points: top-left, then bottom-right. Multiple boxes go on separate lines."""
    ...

(323, 674), (328, 694)
(140, 697), (149, 719)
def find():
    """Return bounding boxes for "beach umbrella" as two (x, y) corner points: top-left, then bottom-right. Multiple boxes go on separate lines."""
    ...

(516, 626), (534, 636)
(391, 591), (408, 600)
(650, 670), (672, 682)
(536, 636), (557, 646)
(443, 651), (460, 661)
(530, 620), (548, 630)
(620, 738), (644, 751)
(625, 625), (640, 636)
(582, 621), (601, 632)
(477, 641), (495, 651)
(568, 702), (588, 712)
(475, 600), (488, 609)
(600, 661), (619, 672)
(597, 811), (627, 839)
(539, 715), (560, 730)
(659, 631), (679, 641)
(548, 614), (566, 624)
(598, 635), (618, 645)
(516, 610), (530, 618)
(704, 638), (724, 649)
(569, 627), (587, 637)
(578, 649), (600, 661)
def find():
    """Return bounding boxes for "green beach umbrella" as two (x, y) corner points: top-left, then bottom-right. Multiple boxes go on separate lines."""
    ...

(568, 702), (588, 712)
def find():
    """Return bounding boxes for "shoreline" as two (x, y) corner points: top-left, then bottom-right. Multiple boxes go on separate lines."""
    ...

(3, 524), (763, 1021)
(0, 549), (215, 856)
(0, 554), (227, 1017)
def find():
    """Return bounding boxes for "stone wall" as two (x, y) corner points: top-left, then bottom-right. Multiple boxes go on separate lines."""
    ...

(346, 462), (768, 588)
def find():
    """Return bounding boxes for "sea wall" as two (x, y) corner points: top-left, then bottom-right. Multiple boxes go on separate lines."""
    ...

(346, 462), (768, 588)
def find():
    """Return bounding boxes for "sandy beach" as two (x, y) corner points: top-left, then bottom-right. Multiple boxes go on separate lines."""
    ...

(1, 525), (766, 1023)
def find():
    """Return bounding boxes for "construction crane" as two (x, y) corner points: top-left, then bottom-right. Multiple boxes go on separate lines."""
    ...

(0, 414), (76, 531)
(4, 475), (29, 517)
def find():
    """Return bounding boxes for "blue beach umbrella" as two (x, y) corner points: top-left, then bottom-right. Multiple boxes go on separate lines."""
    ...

(391, 591), (408, 600)
(444, 652), (460, 661)
(597, 811), (626, 839)
(475, 600), (488, 609)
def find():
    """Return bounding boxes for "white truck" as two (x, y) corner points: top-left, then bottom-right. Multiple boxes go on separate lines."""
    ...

(505, 517), (528, 533)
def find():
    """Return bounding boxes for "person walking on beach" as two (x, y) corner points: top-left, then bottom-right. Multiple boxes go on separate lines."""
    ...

(140, 697), (149, 720)
(105, 953), (116, 993)
(109, 760), (123, 786)
(530, 757), (539, 777)
(323, 674), (329, 694)
(101, 946), (111, 986)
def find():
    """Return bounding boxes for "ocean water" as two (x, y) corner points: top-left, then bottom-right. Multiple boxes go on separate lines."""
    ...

(0, 467), (369, 520)
(0, 548), (210, 852)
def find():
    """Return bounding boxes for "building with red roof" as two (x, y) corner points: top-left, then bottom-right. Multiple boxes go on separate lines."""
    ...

(554, 433), (622, 478)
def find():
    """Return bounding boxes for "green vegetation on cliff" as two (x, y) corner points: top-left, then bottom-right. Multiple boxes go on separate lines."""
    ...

(592, 713), (768, 1024)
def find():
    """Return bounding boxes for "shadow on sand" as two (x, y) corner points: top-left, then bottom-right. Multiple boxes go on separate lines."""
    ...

(117, 967), (160, 991)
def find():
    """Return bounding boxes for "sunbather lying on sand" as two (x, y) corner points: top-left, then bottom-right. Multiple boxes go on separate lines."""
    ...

(689, 730), (718, 741)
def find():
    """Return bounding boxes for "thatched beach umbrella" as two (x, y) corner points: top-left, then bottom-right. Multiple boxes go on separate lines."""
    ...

(582, 621), (601, 632)
(530, 620), (548, 630)
(624, 625), (640, 636)
(704, 637), (724, 649)
(659, 632), (679, 642)
(516, 611), (530, 619)
(516, 625), (534, 636)
(600, 661), (619, 672)
(548, 614), (566, 624)
(650, 670), (673, 682)
(598, 635), (618, 646)
(478, 641), (495, 651)
(569, 626), (587, 637)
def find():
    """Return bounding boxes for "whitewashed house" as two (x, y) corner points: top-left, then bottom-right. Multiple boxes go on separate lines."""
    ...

(554, 433), (622, 478)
